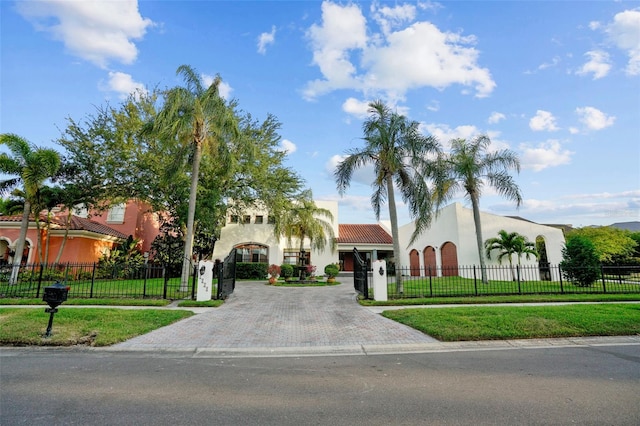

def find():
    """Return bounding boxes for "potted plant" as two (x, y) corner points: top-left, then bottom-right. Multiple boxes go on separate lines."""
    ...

(267, 264), (281, 285)
(306, 264), (317, 281)
(280, 264), (294, 281)
(324, 264), (339, 283)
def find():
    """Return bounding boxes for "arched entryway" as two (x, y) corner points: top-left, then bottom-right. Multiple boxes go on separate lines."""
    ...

(440, 242), (459, 276)
(409, 249), (420, 276)
(423, 246), (436, 276)
(234, 243), (269, 263)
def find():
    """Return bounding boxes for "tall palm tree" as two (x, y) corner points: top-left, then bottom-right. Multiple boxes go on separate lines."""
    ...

(0, 133), (61, 283)
(434, 136), (522, 283)
(484, 230), (537, 281)
(335, 101), (441, 293)
(273, 190), (336, 279)
(148, 65), (239, 290)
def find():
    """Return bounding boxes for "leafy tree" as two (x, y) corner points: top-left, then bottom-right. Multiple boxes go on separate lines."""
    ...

(433, 136), (522, 284)
(335, 101), (441, 293)
(560, 235), (600, 287)
(565, 226), (638, 265)
(147, 65), (239, 291)
(485, 230), (538, 281)
(273, 190), (335, 279)
(0, 134), (61, 283)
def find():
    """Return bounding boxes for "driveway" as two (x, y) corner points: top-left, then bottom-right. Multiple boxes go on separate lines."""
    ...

(112, 281), (438, 353)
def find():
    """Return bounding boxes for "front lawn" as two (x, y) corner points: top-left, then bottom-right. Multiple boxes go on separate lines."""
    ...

(0, 308), (193, 346)
(382, 303), (640, 341)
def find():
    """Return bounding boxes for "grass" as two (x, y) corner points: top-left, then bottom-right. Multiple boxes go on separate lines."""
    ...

(0, 308), (193, 346)
(359, 293), (640, 306)
(177, 299), (224, 307)
(0, 297), (172, 306)
(382, 303), (640, 341)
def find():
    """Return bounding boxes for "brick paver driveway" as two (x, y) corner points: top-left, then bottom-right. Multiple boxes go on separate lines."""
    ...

(113, 281), (436, 352)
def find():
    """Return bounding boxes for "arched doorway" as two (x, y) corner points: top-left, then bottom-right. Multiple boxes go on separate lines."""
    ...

(409, 249), (420, 276)
(423, 246), (436, 276)
(234, 243), (269, 263)
(0, 239), (10, 265)
(536, 236), (551, 280)
(440, 242), (459, 276)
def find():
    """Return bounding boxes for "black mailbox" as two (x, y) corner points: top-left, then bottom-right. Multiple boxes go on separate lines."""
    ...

(43, 282), (69, 309)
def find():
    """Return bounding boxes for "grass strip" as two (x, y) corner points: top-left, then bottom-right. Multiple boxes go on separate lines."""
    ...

(0, 298), (172, 306)
(360, 293), (640, 306)
(0, 308), (193, 347)
(382, 303), (640, 341)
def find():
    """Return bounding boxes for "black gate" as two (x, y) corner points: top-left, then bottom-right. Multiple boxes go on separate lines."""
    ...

(217, 248), (237, 300)
(353, 247), (369, 299)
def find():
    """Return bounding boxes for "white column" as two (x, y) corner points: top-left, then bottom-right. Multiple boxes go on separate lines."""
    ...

(372, 259), (388, 301)
(196, 260), (214, 301)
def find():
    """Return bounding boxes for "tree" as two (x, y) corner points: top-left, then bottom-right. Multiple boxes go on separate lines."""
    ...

(273, 190), (336, 280)
(147, 65), (239, 290)
(433, 136), (522, 284)
(560, 235), (600, 287)
(0, 134), (61, 283)
(565, 226), (638, 265)
(485, 230), (537, 281)
(335, 101), (440, 293)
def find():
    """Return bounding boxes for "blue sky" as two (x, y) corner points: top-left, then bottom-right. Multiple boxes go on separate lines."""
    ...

(2, 1), (639, 228)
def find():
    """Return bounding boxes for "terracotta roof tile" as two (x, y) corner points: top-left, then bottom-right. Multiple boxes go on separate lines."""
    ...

(337, 224), (393, 244)
(0, 214), (128, 239)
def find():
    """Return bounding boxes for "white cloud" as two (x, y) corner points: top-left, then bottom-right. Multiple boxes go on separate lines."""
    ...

(304, 1), (495, 100)
(280, 139), (297, 155)
(426, 100), (440, 112)
(342, 98), (371, 119)
(569, 127), (580, 134)
(257, 26), (276, 55)
(487, 112), (506, 124)
(326, 154), (375, 188)
(605, 9), (640, 75)
(371, 3), (416, 35)
(422, 123), (480, 143)
(576, 50), (611, 79)
(529, 110), (559, 132)
(538, 55), (561, 70)
(16, 0), (153, 68)
(519, 140), (573, 172)
(576, 106), (615, 130)
(102, 71), (146, 99)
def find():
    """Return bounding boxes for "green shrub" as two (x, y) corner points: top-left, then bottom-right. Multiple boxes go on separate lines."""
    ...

(324, 264), (339, 278)
(236, 263), (268, 279)
(280, 264), (294, 279)
(560, 235), (601, 287)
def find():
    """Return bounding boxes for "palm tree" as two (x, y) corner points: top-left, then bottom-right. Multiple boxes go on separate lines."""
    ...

(335, 101), (441, 293)
(148, 65), (239, 290)
(0, 133), (61, 284)
(273, 190), (336, 280)
(485, 230), (537, 281)
(434, 136), (522, 284)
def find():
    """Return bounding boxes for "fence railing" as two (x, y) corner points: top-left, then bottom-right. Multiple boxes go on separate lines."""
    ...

(0, 262), (219, 300)
(382, 264), (640, 299)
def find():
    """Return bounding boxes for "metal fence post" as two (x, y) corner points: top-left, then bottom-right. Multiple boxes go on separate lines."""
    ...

(558, 264), (564, 294)
(601, 264), (607, 293)
(428, 266), (433, 297)
(517, 265), (521, 294)
(473, 265), (478, 296)
(90, 263), (97, 298)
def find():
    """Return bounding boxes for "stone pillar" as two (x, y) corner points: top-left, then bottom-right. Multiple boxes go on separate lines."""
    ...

(372, 259), (388, 301)
(196, 260), (214, 301)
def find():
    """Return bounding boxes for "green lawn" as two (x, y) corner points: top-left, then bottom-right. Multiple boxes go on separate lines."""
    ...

(382, 303), (640, 341)
(0, 308), (193, 346)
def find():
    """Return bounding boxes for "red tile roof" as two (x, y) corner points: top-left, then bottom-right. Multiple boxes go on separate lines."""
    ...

(0, 214), (128, 239)
(337, 224), (393, 244)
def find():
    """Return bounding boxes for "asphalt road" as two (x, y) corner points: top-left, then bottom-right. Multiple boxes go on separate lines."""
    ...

(2, 344), (639, 425)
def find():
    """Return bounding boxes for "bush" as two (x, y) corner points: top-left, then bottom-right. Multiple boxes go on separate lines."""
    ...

(268, 264), (281, 278)
(280, 264), (294, 279)
(236, 263), (268, 279)
(560, 236), (601, 287)
(324, 264), (339, 278)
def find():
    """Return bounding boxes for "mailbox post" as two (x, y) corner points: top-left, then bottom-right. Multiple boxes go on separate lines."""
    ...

(42, 281), (69, 338)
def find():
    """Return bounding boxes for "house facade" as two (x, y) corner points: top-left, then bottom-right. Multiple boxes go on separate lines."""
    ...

(0, 200), (160, 265)
(212, 200), (566, 279)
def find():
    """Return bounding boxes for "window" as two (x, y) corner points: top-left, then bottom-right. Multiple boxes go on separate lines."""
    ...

(229, 215), (239, 224)
(283, 249), (311, 265)
(106, 203), (126, 223)
(267, 216), (276, 224)
(243, 215), (251, 224)
(255, 215), (264, 224)
(234, 244), (268, 263)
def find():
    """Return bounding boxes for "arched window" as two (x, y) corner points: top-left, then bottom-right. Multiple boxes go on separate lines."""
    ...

(440, 242), (459, 276)
(234, 243), (268, 263)
(409, 249), (420, 276)
(423, 246), (437, 276)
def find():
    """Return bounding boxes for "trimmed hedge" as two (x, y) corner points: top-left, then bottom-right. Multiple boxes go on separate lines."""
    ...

(236, 262), (268, 279)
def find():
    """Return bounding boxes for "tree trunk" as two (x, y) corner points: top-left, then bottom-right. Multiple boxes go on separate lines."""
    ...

(180, 137), (203, 291)
(386, 177), (403, 293)
(53, 211), (72, 264)
(10, 201), (30, 285)
(470, 193), (488, 284)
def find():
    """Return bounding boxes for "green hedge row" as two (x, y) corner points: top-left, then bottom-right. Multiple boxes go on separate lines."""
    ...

(236, 262), (268, 279)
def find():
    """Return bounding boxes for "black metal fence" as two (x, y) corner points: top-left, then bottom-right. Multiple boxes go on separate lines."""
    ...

(381, 264), (640, 299)
(0, 262), (222, 300)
